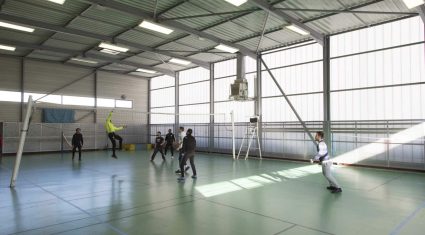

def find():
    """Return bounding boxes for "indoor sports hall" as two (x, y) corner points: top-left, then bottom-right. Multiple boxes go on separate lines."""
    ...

(0, 0), (425, 234)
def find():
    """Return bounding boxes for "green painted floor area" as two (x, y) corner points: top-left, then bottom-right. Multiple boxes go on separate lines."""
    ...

(1, 150), (425, 235)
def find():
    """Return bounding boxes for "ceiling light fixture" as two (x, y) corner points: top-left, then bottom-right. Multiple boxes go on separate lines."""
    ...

(0, 44), (16, 51)
(99, 42), (129, 53)
(224, 0), (247, 7)
(285, 24), (309, 35)
(169, 58), (191, 65)
(100, 49), (121, 55)
(215, 44), (239, 53)
(46, 0), (66, 5)
(139, 21), (173, 35)
(0, 21), (34, 32)
(136, 68), (157, 74)
(71, 58), (98, 64)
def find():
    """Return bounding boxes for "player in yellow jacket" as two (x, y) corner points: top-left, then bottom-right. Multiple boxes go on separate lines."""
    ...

(105, 111), (126, 158)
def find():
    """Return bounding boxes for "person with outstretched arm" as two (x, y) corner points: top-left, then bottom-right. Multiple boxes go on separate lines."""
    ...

(105, 111), (126, 159)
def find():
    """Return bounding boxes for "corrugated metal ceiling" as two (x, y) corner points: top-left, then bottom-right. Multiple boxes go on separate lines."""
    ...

(0, 0), (421, 74)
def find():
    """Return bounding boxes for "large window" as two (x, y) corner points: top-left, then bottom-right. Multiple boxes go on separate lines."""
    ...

(261, 43), (324, 122)
(150, 75), (175, 124)
(330, 16), (425, 120)
(0, 91), (132, 108)
(179, 67), (210, 124)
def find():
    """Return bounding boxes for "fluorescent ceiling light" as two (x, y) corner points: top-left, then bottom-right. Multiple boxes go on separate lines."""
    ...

(215, 44), (239, 53)
(46, 0), (66, 4)
(285, 24), (309, 36)
(136, 68), (157, 74)
(169, 58), (191, 65)
(224, 0), (247, 7)
(99, 42), (129, 52)
(100, 49), (120, 55)
(402, 0), (424, 8)
(71, 58), (98, 64)
(0, 44), (16, 51)
(0, 21), (34, 32)
(139, 21), (173, 35)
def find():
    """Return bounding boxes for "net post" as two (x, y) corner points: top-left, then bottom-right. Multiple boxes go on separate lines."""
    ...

(231, 110), (235, 159)
(10, 95), (33, 187)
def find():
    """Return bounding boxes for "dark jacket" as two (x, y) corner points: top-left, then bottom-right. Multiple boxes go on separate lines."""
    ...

(182, 135), (196, 154)
(72, 133), (83, 146)
(165, 133), (175, 144)
(154, 136), (164, 148)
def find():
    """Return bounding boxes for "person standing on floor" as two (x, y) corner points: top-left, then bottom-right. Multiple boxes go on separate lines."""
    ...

(72, 128), (83, 161)
(175, 127), (190, 174)
(151, 131), (166, 161)
(310, 131), (342, 193)
(105, 111), (126, 159)
(164, 129), (175, 158)
(178, 128), (197, 181)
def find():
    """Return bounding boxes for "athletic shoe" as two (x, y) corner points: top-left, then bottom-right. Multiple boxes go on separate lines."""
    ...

(175, 169), (181, 174)
(191, 175), (197, 179)
(185, 166), (190, 172)
(331, 188), (342, 193)
(112, 155), (118, 159)
(177, 177), (185, 181)
(327, 186), (337, 190)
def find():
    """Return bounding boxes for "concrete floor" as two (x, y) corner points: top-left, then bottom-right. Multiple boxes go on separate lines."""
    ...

(0, 150), (424, 235)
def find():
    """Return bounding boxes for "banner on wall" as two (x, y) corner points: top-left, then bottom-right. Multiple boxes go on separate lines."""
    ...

(42, 108), (75, 123)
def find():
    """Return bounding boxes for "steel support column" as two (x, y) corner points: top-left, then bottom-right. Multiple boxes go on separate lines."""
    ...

(94, 70), (97, 123)
(20, 58), (24, 122)
(255, 54), (263, 155)
(175, 72), (179, 133)
(209, 63), (215, 152)
(323, 36), (332, 154)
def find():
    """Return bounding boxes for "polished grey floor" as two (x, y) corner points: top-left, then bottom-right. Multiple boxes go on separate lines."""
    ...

(0, 150), (424, 235)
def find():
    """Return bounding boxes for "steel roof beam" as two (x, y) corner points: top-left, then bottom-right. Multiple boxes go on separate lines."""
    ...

(248, 0), (324, 45)
(0, 39), (175, 76)
(85, 0), (257, 58)
(0, 13), (209, 69)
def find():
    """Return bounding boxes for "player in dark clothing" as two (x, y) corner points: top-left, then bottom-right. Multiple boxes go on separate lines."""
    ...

(151, 131), (165, 161)
(164, 129), (175, 158)
(177, 128), (197, 181)
(72, 128), (84, 161)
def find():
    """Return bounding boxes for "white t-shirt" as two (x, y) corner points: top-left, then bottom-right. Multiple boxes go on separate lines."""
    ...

(313, 140), (329, 161)
(178, 131), (186, 150)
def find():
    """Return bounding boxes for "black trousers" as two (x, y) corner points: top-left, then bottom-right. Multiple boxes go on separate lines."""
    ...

(180, 152), (196, 177)
(151, 147), (165, 160)
(72, 145), (82, 159)
(164, 143), (174, 156)
(108, 132), (123, 155)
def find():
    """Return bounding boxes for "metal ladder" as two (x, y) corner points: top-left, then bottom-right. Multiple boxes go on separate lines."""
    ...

(237, 119), (262, 160)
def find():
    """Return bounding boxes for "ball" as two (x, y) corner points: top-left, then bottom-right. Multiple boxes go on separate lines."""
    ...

(172, 142), (180, 150)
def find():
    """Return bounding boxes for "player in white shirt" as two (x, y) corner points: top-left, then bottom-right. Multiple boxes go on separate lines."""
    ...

(175, 126), (190, 174)
(310, 131), (342, 193)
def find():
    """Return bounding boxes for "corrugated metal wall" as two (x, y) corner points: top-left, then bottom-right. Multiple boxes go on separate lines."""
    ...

(0, 56), (149, 124)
